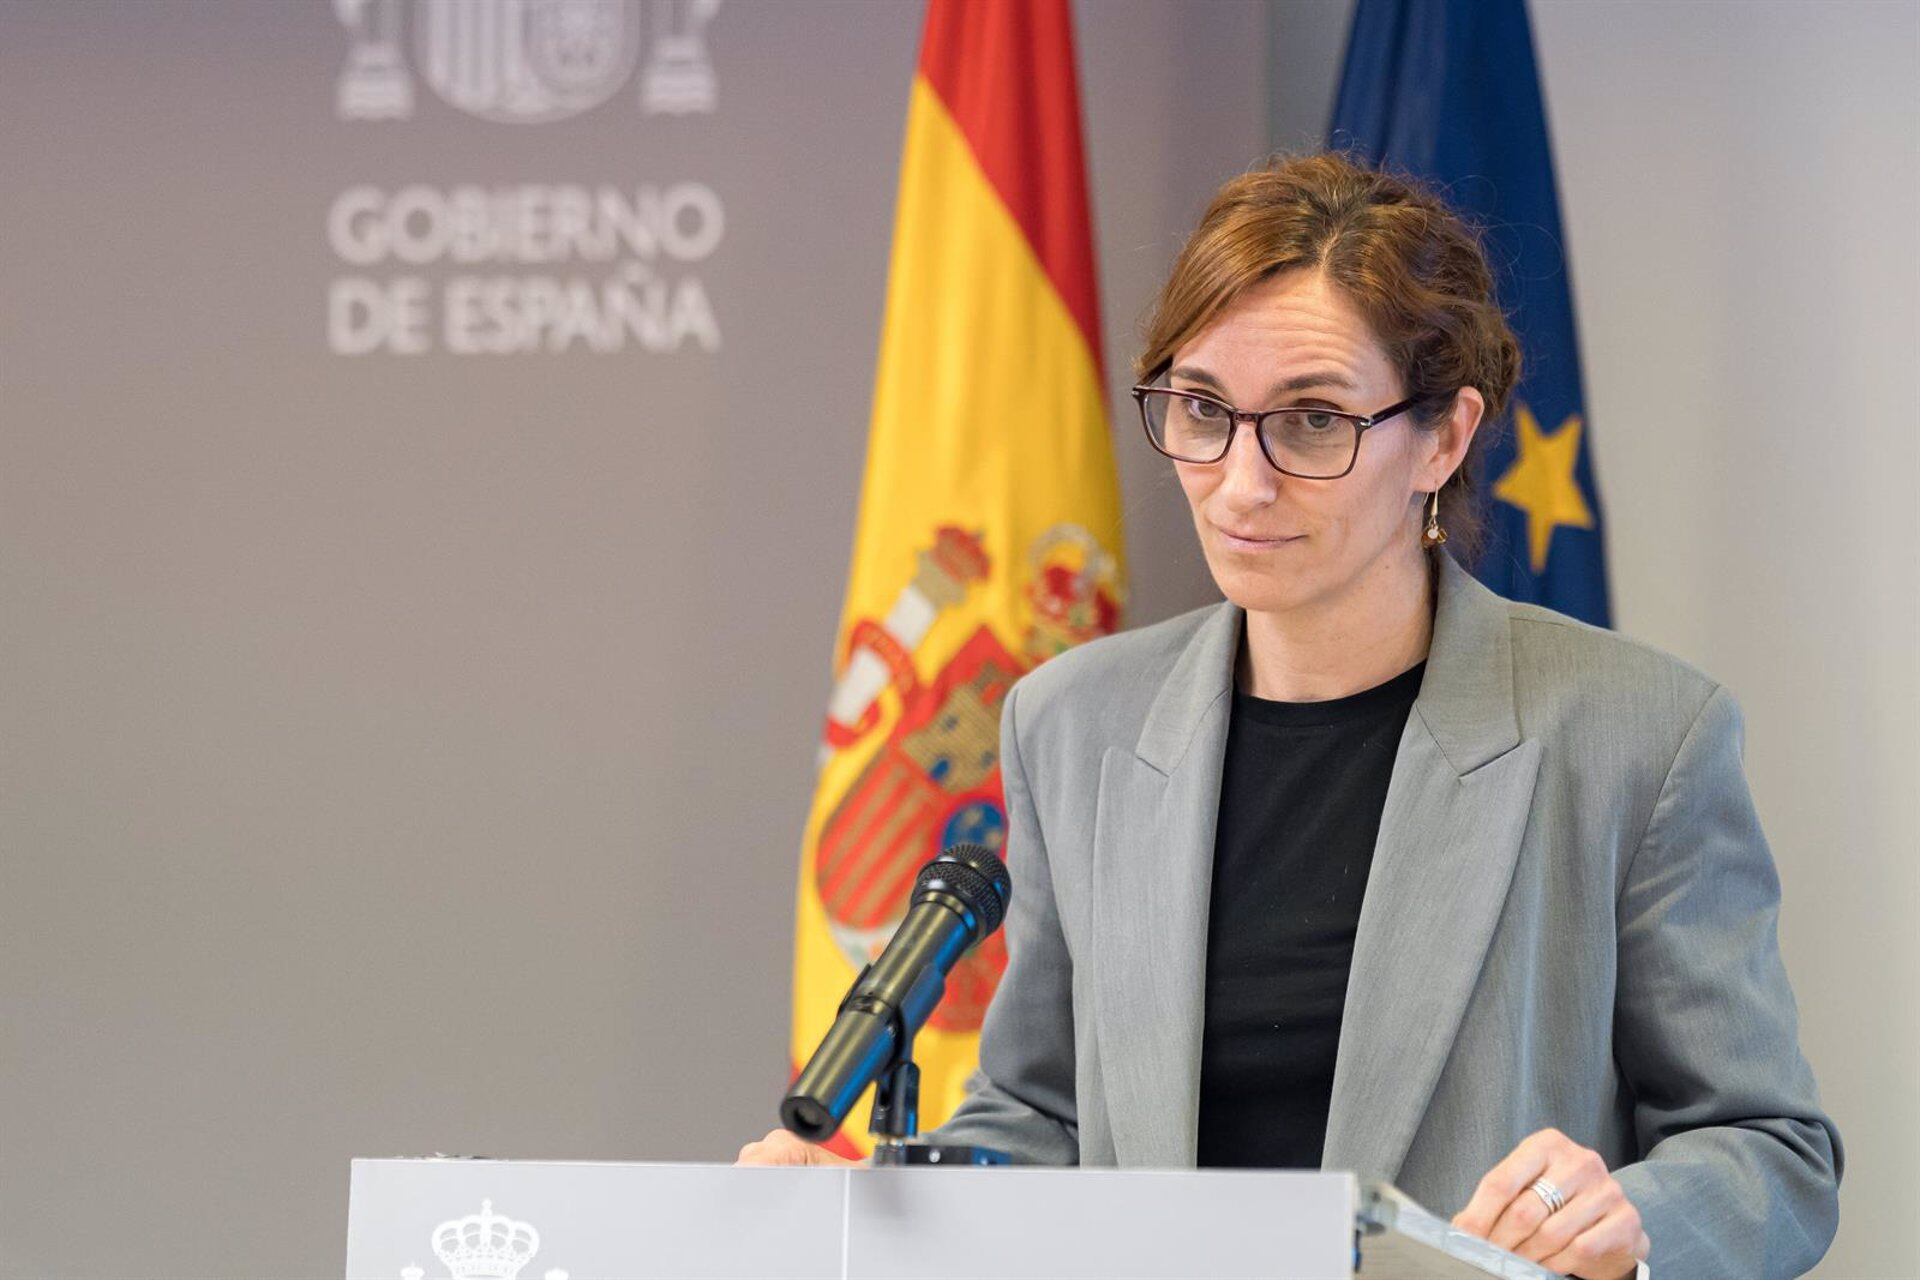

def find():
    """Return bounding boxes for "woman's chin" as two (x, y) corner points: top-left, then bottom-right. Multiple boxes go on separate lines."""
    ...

(1207, 559), (1320, 615)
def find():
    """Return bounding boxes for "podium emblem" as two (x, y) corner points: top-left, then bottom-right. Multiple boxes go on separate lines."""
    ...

(401, 1199), (567, 1280)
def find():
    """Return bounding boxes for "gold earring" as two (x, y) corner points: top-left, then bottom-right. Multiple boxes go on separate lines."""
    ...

(1422, 490), (1449, 548)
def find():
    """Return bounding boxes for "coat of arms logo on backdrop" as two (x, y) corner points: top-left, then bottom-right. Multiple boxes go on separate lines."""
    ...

(333, 0), (721, 123)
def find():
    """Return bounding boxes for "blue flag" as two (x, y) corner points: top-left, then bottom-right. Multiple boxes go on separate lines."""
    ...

(1330, 0), (1611, 626)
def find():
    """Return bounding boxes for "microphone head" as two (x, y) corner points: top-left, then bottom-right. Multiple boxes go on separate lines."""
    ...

(780, 1095), (838, 1143)
(912, 843), (1011, 941)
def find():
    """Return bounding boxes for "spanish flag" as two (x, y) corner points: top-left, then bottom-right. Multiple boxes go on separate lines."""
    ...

(788, 0), (1125, 1158)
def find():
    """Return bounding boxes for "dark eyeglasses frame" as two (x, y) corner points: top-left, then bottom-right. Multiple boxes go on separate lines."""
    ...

(1130, 374), (1424, 480)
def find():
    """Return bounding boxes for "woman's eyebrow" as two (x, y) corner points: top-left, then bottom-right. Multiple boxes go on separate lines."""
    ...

(1269, 370), (1358, 396)
(1167, 364), (1225, 391)
(1168, 365), (1358, 398)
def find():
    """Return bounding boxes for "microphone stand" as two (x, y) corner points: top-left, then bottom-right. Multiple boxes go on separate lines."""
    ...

(866, 1033), (920, 1163)
(866, 1023), (1009, 1167)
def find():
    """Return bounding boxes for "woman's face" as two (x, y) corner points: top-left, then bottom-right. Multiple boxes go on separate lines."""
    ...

(1166, 267), (1473, 618)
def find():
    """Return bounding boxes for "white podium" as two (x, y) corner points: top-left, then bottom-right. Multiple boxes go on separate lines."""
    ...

(344, 1157), (1558, 1280)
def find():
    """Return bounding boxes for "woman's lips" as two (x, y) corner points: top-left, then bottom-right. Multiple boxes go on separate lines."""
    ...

(1215, 526), (1303, 551)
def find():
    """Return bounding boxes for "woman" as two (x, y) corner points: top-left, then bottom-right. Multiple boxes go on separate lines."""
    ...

(739, 153), (1841, 1280)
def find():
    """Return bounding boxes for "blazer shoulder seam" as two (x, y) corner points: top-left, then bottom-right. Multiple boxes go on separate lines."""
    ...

(1506, 610), (1718, 689)
(1618, 681), (1727, 906)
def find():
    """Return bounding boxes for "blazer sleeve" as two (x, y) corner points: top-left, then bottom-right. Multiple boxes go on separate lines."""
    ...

(1611, 685), (1842, 1278)
(921, 678), (1080, 1164)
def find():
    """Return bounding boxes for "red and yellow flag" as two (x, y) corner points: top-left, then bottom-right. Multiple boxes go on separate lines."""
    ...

(789, 0), (1125, 1157)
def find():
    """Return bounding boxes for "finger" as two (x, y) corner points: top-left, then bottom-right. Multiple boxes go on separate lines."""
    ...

(735, 1128), (807, 1165)
(1483, 1167), (1567, 1253)
(1453, 1129), (1563, 1236)
(1487, 1144), (1608, 1253)
(1512, 1177), (1620, 1266)
(1538, 1203), (1644, 1279)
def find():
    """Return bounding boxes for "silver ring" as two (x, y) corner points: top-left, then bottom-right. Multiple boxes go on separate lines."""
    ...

(1530, 1178), (1567, 1215)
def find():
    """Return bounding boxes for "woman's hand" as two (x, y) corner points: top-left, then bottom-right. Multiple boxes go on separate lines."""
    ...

(734, 1127), (861, 1167)
(1451, 1128), (1649, 1279)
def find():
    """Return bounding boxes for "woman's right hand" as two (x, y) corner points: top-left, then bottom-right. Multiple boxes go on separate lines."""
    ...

(734, 1127), (861, 1167)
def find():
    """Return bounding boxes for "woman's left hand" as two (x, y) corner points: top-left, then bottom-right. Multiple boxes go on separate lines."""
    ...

(1451, 1128), (1649, 1279)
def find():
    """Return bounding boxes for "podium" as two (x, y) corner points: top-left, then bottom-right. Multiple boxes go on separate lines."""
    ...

(345, 1157), (1559, 1280)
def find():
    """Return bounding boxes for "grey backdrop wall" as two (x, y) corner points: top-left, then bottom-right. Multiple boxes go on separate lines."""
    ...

(2, 2), (1913, 1278)
(0, 2), (1261, 1275)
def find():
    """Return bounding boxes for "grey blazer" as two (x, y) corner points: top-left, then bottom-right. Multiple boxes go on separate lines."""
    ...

(927, 554), (1841, 1279)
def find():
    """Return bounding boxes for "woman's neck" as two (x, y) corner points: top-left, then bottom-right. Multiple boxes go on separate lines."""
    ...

(1238, 549), (1436, 702)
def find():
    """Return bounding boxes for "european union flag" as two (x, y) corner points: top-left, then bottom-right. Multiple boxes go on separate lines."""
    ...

(1330, 0), (1611, 626)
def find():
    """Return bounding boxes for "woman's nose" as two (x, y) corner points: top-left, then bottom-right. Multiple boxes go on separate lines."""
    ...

(1215, 418), (1281, 508)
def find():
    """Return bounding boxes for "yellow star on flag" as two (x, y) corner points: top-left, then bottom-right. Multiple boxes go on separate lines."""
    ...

(1492, 402), (1595, 573)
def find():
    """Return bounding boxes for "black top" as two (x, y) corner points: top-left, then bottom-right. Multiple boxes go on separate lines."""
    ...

(1195, 659), (1426, 1169)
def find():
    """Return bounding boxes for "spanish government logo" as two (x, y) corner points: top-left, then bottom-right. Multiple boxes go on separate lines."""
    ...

(402, 1199), (567, 1280)
(334, 0), (721, 123)
(816, 526), (1121, 1031)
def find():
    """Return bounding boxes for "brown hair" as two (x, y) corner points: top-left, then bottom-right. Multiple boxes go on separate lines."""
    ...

(1136, 151), (1520, 563)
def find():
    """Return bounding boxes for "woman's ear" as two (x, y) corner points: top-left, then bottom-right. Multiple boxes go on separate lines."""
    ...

(1418, 387), (1485, 491)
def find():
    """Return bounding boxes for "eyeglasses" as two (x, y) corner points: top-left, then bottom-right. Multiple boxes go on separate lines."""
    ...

(1130, 377), (1423, 480)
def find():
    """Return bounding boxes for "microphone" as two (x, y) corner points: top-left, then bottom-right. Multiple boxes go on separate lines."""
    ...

(781, 843), (1011, 1143)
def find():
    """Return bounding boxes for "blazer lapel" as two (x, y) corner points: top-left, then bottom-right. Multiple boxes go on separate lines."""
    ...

(1092, 601), (1238, 1168)
(1322, 556), (1543, 1182)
